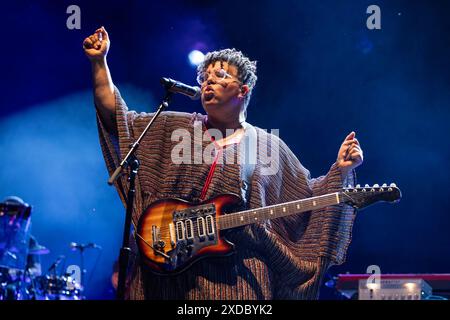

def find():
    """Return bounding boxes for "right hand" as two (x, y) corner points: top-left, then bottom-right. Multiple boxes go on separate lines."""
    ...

(83, 26), (110, 61)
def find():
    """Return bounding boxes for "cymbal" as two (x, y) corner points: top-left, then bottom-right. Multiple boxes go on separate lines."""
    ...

(29, 244), (50, 255)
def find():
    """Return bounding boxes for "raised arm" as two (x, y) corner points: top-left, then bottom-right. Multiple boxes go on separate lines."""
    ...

(83, 26), (116, 134)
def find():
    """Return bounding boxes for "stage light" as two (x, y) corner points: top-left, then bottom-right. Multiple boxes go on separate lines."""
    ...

(366, 283), (380, 290)
(188, 50), (205, 66)
(404, 282), (417, 291)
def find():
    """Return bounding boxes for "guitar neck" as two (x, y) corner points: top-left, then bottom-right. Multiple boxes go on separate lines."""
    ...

(218, 192), (342, 230)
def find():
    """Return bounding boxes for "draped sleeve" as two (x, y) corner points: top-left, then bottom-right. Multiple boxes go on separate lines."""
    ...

(248, 128), (357, 299)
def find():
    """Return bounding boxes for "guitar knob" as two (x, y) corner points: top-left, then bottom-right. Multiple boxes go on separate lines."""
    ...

(373, 184), (380, 188)
(382, 183), (387, 187)
(356, 184), (361, 188)
(390, 183), (397, 187)
(365, 184), (370, 188)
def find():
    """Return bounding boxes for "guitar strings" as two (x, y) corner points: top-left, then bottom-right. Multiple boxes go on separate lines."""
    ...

(141, 193), (343, 234)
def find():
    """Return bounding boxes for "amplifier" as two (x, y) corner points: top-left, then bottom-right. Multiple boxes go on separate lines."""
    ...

(358, 278), (432, 300)
(336, 274), (450, 300)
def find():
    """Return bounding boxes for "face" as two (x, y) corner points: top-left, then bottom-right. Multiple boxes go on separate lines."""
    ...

(199, 61), (248, 120)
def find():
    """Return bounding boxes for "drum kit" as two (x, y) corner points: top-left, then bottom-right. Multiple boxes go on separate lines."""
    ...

(0, 196), (83, 300)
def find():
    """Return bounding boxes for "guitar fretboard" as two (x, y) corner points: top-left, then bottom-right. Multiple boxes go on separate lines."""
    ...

(217, 192), (341, 230)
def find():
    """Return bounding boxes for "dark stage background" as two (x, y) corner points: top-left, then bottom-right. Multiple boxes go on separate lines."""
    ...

(0, 0), (449, 299)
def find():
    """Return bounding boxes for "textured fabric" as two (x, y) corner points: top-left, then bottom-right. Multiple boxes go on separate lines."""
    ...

(95, 87), (357, 300)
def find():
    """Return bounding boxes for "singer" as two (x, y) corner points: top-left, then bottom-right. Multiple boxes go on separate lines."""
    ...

(83, 27), (363, 300)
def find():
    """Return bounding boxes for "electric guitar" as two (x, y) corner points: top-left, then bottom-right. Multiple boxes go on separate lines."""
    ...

(136, 183), (401, 275)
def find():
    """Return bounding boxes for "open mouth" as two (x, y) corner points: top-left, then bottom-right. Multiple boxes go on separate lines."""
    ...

(203, 91), (215, 101)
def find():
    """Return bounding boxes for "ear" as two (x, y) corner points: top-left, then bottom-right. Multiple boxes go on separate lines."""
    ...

(238, 85), (250, 99)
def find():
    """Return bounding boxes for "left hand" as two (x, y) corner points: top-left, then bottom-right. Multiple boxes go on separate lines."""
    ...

(336, 131), (364, 179)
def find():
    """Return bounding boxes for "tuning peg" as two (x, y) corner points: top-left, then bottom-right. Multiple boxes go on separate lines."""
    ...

(373, 184), (380, 188)
(347, 184), (352, 188)
(390, 183), (397, 187)
(356, 184), (361, 188)
(365, 184), (370, 188)
(382, 183), (387, 187)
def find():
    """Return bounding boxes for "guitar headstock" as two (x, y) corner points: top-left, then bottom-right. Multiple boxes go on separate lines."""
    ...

(341, 183), (401, 210)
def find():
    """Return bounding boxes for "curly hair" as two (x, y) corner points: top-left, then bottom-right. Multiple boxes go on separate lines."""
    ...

(196, 48), (257, 115)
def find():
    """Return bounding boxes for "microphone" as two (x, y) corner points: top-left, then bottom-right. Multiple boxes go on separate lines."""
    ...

(5, 251), (17, 260)
(48, 255), (65, 272)
(70, 242), (102, 251)
(160, 78), (201, 100)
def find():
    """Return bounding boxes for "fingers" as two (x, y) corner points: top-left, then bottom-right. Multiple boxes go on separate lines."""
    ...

(347, 146), (362, 157)
(344, 141), (361, 156)
(95, 26), (109, 41)
(348, 144), (361, 153)
(88, 35), (97, 47)
(345, 145), (363, 161)
(83, 36), (94, 49)
(94, 28), (103, 43)
(90, 34), (103, 50)
(85, 28), (106, 50)
(344, 131), (355, 141)
(83, 27), (110, 59)
(347, 151), (363, 162)
(338, 131), (364, 169)
(342, 138), (360, 147)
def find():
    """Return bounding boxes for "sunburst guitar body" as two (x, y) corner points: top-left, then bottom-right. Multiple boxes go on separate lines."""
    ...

(136, 184), (401, 275)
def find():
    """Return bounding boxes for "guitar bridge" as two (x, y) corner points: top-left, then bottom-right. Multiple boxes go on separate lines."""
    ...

(168, 203), (218, 269)
(135, 232), (170, 260)
(151, 225), (165, 250)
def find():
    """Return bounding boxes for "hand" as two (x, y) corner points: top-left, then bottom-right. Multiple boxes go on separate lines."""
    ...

(83, 26), (110, 61)
(336, 131), (364, 179)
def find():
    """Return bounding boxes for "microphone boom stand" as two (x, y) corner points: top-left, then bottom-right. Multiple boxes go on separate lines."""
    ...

(109, 90), (172, 300)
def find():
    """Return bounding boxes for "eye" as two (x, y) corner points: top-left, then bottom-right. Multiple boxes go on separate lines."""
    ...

(216, 69), (226, 78)
(201, 73), (209, 82)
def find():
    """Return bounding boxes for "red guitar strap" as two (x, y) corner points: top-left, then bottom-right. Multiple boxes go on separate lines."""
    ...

(199, 148), (223, 201)
(199, 120), (256, 202)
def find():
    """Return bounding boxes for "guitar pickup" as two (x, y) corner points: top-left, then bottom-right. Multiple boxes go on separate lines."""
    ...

(176, 220), (186, 241)
(185, 219), (194, 244)
(197, 217), (206, 241)
(206, 215), (215, 240)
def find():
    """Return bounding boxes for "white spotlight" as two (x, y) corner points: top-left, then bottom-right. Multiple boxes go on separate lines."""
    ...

(188, 50), (205, 66)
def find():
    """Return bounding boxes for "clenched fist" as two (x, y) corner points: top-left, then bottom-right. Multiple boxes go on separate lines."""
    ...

(83, 26), (110, 61)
